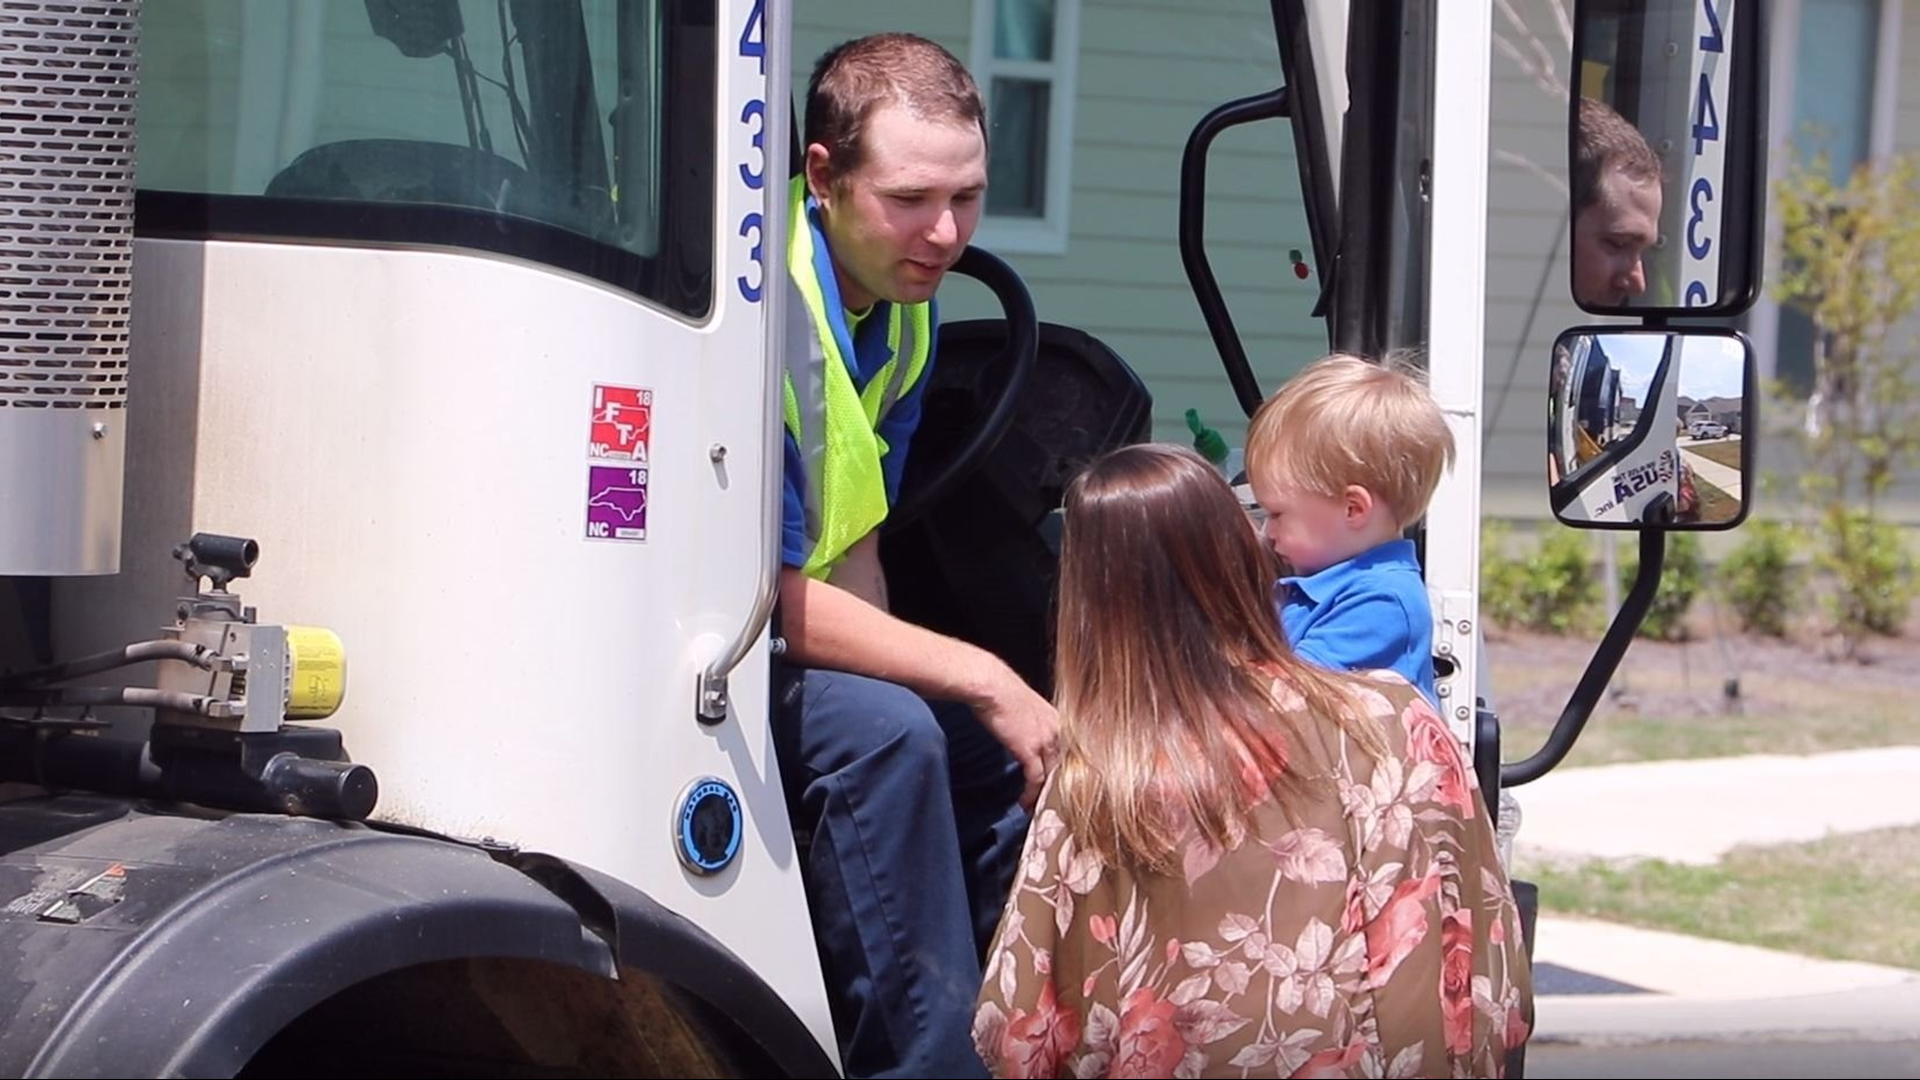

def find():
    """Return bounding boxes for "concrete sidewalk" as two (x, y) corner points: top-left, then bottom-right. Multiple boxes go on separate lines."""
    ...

(1509, 746), (1920, 1045)
(1531, 915), (1920, 1044)
(1536, 977), (1920, 1048)
(1679, 438), (1743, 501)
(1513, 746), (1920, 864)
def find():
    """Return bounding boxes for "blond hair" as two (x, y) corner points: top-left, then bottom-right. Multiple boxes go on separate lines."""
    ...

(1052, 443), (1387, 874)
(1245, 352), (1456, 526)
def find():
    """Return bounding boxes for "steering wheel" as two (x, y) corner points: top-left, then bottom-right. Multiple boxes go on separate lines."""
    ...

(885, 245), (1040, 531)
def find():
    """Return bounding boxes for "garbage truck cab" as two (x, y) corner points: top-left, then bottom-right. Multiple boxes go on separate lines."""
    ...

(0, 0), (1768, 1074)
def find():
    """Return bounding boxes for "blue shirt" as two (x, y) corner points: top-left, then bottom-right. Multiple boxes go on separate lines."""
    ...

(1275, 539), (1436, 703)
(779, 199), (936, 569)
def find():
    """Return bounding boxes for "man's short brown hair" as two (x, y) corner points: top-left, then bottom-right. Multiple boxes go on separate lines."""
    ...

(1574, 96), (1663, 211)
(1245, 352), (1456, 527)
(805, 33), (987, 182)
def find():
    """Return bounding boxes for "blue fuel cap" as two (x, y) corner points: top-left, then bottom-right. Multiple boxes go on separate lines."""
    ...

(675, 778), (743, 875)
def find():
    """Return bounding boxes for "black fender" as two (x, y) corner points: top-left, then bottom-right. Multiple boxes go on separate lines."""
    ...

(0, 795), (837, 1078)
(508, 851), (840, 1077)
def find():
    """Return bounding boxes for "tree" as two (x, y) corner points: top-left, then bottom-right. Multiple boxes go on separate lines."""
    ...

(1771, 150), (1920, 652)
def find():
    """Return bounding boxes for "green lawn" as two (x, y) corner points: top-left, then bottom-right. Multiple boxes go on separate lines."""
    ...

(1690, 472), (1740, 524)
(1524, 826), (1920, 971)
(1505, 702), (1917, 770)
(1495, 664), (1919, 770)
(1688, 437), (1744, 470)
(1489, 623), (1920, 972)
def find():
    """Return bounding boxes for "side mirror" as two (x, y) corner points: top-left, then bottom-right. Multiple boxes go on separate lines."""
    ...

(364, 0), (466, 59)
(1548, 328), (1755, 530)
(1568, 0), (1769, 316)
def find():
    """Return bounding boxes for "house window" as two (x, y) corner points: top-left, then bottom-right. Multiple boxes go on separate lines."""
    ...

(970, 0), (1078, 254)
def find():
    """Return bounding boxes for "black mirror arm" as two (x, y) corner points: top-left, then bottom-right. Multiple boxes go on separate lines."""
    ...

(1502, 530), (1665, 787)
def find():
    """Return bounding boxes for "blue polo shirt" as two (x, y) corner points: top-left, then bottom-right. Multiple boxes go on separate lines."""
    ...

(780, 197), (936, 570)
(1275, 539), (1436, 703)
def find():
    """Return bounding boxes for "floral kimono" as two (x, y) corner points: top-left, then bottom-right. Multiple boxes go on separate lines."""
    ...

(973, 671), (1532, 1079)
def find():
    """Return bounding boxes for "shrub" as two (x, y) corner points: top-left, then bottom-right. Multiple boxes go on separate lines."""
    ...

(1481, 523), (1598, 634)
(1620, 533), (1703, 641)
(1717, 519), (1799, 637)
(1817, 508), (1916, 651)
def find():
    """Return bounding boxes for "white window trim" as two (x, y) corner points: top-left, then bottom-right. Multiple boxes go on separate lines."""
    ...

(968, 0), (1079, 256)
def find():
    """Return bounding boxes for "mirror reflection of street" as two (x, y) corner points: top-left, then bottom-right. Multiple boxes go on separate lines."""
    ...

(1549, 330), (1751, 527)
(1678, 433), (1742, 502)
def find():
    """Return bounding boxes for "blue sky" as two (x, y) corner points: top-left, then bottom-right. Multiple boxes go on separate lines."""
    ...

(1596, 333), (1745, 404)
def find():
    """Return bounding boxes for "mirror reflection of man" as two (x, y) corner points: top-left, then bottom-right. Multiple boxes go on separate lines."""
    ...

(1572, 96), (1664, 308)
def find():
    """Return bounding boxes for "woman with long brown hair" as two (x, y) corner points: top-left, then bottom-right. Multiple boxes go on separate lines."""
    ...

(972, 443), (1531, 1079)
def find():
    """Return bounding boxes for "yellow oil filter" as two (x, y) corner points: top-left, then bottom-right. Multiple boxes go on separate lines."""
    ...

(285, 626), (348, 720)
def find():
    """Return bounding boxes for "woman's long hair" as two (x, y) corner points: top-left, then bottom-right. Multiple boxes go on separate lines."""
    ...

(1052, 443), (1387, 874)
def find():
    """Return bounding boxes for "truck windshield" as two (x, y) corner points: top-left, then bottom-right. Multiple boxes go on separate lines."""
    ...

(136, 0), (714, 317)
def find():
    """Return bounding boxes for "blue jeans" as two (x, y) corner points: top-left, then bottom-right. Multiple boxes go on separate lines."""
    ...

(772, 665), (1029, 1079)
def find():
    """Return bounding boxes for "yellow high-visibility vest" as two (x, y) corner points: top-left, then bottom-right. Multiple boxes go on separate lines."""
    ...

(783, 176), (934, 579)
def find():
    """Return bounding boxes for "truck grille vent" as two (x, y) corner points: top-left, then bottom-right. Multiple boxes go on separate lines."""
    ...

(0, 0), (138, 410)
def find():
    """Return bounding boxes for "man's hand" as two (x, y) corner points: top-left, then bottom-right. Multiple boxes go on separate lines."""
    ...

(973, 675), (1060, 811)
(780, 564), (1061, 808)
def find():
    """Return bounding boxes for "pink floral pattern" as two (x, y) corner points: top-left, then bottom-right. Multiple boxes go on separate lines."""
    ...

(974, 671), (1533, 1078)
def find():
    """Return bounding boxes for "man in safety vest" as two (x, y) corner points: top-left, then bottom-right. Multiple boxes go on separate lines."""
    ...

(773, 32), (1059, 1079)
